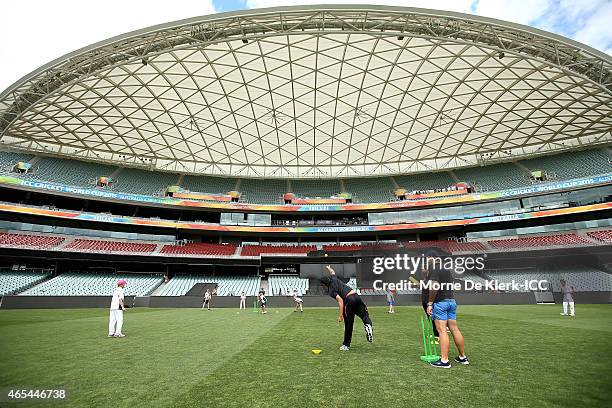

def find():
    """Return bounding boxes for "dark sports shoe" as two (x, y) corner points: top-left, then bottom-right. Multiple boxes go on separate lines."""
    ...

(454, 356), (469, 365)
(430, 359), (451, 368)
(364, 324), (373, 342)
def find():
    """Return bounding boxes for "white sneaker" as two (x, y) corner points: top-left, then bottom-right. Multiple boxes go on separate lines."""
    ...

(108, 334), (115, 337)
(560, 313), (567, 316)
(114, 334), (125, 338)
(339, 345), (350, 351)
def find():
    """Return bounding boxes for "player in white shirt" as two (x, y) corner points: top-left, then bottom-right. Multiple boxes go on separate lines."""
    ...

(202, 289), (212, 310)
(293, 290), (303, 312)
(108, 279), (127, 338)
(239, 291), (247, 310)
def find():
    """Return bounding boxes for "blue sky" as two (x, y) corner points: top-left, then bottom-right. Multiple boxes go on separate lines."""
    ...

(1, 0), (610, 91)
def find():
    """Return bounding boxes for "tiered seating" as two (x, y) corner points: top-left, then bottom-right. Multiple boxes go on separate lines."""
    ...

(25, 157), (116, 188)
(586, 230), (612, 243)
(486, 267), (612, 292)
(22, 272), (163, 296)
(0, 232), (64, 249)
(323, 242), (400, 252)
(401, 240), (487, 253)
(181, 175), (238, 194)
(291, 179), (340, 198)
(160, 242), (237, 256)
(0, 150), (33, 173)
(241, 244), (316, 256)
(393, 171), (455, 192)
(114, 168), (178, 195)
(239, 178), (287, 204)
(446, 241), (488, 252)
(0, 270), (51, 296)
(66, 239), (156, 253)
(158, 275), (260, 296)
(342, 177), (395, 203)
(268, 275), (309, 296)
(454, 162), (530, 191)
(323, 243), (362, 252)
(520, 148), (611, 180)
(488, 233), (591, 250)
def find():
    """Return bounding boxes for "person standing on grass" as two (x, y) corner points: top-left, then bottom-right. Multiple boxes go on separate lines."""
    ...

(386, 289), (395, 314)
(293, 291), (304, 312)
(560, 279), (575, 317)
(108, 279), (126, 338)
(202, 289), (211, 310)
(240, 291), (247, 310)
(321, 265), (373, 351)
(259, 289), (268, 314)
(425, 254), (468, 368)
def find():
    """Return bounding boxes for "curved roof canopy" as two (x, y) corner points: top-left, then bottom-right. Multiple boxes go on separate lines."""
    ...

(1, 5), (611, 178)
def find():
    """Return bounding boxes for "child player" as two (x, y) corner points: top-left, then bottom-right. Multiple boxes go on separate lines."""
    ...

(259, 289), (268, 314)
(386, 289), (395, 313)
(293, 290), (304, 312)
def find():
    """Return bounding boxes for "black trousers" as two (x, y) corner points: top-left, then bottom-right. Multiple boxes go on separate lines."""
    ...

(343, 295), (372, 347)
(422, 302), (439, 337)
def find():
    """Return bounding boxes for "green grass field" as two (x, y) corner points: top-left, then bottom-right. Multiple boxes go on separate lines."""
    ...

(1, 304), (611, 407)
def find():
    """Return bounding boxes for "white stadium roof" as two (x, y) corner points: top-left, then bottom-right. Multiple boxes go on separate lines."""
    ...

(0, 5), (611, 178)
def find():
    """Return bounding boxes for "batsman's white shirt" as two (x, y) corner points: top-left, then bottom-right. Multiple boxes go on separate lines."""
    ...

(110, 287), (124, 310)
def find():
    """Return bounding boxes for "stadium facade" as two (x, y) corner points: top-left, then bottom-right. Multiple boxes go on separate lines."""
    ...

(0, 5), (610, 308)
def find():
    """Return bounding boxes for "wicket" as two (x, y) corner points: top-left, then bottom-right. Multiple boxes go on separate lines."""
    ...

(420, 315), (440, 362)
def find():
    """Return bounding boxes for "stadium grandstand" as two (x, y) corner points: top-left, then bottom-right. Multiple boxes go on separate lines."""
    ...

(0, 4), (608, 310)
(0, 5), (611, 406)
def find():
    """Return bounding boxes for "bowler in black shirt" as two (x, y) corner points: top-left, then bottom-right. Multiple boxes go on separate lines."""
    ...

(321, 265), (373, 351)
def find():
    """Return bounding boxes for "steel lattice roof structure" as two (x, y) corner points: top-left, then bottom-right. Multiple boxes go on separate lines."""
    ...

(1, 5), (611, 178)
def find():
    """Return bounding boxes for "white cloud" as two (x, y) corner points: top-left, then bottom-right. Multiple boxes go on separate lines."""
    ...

(473, 0), (551, 25)
(246, 0), (612, 55)
(0, 0), (216, 92)
(572, 1), (612, 54)
(245, 0), (475, 13)
(1, 0), (609, 93)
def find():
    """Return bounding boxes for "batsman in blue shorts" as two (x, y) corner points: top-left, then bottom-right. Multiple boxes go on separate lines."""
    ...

(425, 252), (469, 368)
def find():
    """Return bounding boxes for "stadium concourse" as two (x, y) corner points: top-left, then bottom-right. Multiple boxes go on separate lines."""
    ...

(0, 4), (611, 407)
